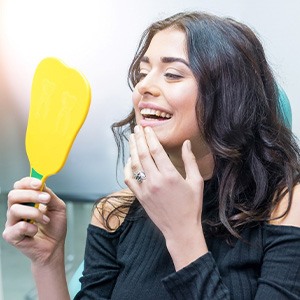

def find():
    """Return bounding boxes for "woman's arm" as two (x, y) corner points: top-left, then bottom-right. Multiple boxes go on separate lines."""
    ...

(123, 126), (232, 299)
(255, 224), (300, 299)
(162, 184), (300, 300)
(2, 177), (70, 300)
(32, 255), (69, 300)
(253, 184), (300, 299)
(124, 126), (209, 270)
(73, 192), (131, 299)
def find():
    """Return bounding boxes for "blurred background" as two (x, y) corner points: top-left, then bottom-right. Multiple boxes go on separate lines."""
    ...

(0, 0), (299, 299)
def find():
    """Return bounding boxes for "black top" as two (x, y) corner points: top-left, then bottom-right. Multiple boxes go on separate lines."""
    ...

(74, 202), (300, 300)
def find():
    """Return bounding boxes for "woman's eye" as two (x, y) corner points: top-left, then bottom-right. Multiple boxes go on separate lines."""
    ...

(164, 73), (183, 80)
(137, 72), (147, 81)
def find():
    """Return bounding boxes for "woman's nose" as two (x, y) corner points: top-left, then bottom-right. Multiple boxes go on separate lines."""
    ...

(137, 74), (160, 97)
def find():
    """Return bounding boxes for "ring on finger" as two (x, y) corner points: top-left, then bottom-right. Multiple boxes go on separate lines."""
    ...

(133, 171), (146, 184)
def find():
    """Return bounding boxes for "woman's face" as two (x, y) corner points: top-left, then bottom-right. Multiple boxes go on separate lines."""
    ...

(132, 28), (203, 152)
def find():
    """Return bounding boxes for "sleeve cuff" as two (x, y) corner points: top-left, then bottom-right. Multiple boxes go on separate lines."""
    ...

(162, 252), (230, 299)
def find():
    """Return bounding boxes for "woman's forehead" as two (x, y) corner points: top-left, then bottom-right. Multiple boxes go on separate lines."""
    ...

(144, 29), (188, 60)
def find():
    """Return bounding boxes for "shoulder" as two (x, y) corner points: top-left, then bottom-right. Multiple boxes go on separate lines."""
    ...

(91, 188), (135, 231)
(270, 183), (300, 227)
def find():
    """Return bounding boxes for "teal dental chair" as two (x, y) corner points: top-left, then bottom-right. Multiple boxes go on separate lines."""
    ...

(67, 85), (292, 299)
(277, 86), (292, 129)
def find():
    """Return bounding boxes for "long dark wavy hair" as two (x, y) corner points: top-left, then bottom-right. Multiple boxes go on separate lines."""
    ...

(97, 12), (300, 238)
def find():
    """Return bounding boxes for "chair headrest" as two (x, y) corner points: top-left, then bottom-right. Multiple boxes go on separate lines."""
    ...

(278, 85), (292, 129)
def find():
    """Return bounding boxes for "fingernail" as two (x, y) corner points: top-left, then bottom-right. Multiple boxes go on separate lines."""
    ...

(144, 126), (151, 133)
(38, 192), (50, 203)
(186, 140), (191, 150)
(31, 179), (41, 189)
(43, 215), (50, 224)
(13, 181), (20, 188)
(134, 125), (140, 133)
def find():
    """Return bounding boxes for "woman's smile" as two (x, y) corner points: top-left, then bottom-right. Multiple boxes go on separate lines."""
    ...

(138, 102), (173, 127)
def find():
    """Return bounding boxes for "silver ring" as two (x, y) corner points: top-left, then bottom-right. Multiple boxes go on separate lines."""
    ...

(133, 171), (146, 183)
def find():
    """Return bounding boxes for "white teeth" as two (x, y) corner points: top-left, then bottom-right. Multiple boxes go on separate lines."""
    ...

(140, 108), (172, 119)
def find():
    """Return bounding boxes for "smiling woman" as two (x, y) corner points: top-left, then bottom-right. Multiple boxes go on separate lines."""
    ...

(2, 9), (300, 300)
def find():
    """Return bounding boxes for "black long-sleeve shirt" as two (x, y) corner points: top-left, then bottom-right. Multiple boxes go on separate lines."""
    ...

(74, 205), (300, 299)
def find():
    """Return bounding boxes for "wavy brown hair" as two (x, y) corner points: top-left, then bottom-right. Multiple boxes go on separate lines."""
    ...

(97, 12), (300, 237)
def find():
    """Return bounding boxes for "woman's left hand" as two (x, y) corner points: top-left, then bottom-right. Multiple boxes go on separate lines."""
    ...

(124, 125), (208, 270)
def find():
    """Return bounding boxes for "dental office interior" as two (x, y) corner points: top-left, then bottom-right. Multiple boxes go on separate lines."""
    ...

(0, 0), (299, 299)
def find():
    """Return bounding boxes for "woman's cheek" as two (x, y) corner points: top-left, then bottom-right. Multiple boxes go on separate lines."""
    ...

(132, 89), (142, 123)
(132, 88), (141, 104)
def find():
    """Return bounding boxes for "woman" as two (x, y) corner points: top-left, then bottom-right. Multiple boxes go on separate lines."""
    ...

(3, 11), (300, 299)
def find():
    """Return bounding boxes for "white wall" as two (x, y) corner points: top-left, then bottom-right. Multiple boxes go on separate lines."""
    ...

(0, 0), (299, 197)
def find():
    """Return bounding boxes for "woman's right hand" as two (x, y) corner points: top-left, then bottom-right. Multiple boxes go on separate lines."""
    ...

(2, 177), (67, 266)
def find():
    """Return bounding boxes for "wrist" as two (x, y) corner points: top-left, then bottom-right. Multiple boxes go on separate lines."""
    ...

(31, 244), (65, 272)
(165, 226), (208, 271)
(31, 247), (69, 300)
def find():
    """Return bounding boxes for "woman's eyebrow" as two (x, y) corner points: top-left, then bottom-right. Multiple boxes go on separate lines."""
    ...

(140, 56), (190, 67)
(140, 56), (150, 63)
(161, 57), (190, 67)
